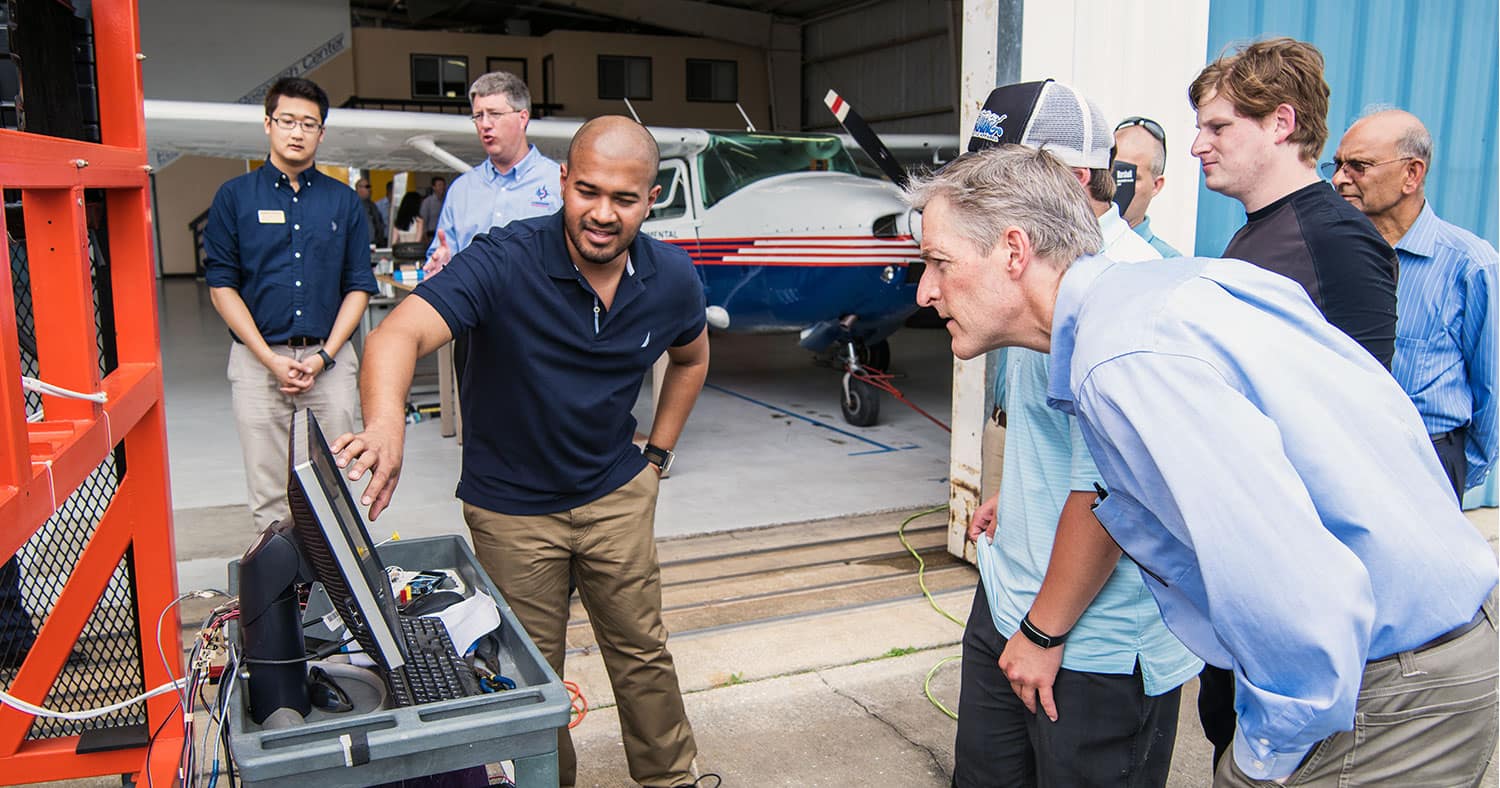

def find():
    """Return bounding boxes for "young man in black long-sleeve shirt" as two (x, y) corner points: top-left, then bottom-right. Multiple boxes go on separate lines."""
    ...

(1186, 37), (1400, 773)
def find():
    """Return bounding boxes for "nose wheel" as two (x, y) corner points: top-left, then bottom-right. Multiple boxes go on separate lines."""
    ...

(839, 340), (889, 427)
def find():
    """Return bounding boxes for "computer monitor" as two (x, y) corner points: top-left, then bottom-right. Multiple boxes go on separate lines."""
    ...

(286, 408), (409, 670)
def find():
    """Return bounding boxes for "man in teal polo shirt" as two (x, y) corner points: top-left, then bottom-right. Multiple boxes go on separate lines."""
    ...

(334, 117), (712, 788)
(955, 80), (1200, 787)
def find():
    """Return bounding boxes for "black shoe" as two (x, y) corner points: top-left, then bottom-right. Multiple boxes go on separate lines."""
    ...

(673, 776), (721, 788)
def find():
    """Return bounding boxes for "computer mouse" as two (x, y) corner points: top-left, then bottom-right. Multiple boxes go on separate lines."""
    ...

(401, 590), (465, 617)
(308, 665), (353, 713)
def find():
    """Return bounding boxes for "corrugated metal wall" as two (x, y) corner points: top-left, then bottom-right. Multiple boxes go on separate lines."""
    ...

(801, 0), (958, 134)
(1195, 0), (1498, 255)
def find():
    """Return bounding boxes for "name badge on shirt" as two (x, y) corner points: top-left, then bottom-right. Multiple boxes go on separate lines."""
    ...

(258, 210), (286, 224)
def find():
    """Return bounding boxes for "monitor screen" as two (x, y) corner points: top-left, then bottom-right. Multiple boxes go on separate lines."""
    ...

(286, 408), (408, 669)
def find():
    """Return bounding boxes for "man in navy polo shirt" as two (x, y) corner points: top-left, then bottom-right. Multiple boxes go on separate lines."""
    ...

(204, 77), (375, 531)
(334, 117), (711, 788)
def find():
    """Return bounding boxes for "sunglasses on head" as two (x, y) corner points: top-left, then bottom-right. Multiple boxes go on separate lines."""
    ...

(1115, 116), (1166, 154)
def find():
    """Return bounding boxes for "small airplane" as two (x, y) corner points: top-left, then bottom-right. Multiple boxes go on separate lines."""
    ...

(143, 98), (957, 425)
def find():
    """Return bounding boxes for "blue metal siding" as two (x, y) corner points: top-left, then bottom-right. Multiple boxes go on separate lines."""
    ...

(1195, 0), (1498, 256)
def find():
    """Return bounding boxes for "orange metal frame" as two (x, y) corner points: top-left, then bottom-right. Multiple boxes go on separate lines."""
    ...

(0, 1), (183, 784)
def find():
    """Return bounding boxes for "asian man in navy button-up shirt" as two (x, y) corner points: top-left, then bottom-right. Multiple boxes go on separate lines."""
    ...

(203, 77), (376, 531)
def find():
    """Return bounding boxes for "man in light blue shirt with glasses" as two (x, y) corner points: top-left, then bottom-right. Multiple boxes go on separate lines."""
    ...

(1331, 108), (1497, 500)
(909, 145), (1497, 788)
(424, 71), (562, 275)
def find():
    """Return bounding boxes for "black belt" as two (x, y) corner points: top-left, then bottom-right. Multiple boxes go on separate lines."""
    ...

(1431, 427), (1466, 445)
(282, 336), (325, 347)
(1374, 607), (1488, 663)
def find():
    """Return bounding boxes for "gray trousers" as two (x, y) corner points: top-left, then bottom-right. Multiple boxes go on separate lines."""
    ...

(228, 341), (359, 530)
(1215, 592), (1498, 787)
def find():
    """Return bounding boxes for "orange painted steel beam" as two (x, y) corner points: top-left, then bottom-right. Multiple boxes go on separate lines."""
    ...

(0, 131), (147, 189)
(0, 363), (158, 560)
(0, 734), (184, 786)
(0, 220), (27, 493)
(0, 0), (184, 781)
(0, 492), (136, 753)
(23, 188), (101, 424)
(93, 0), (147, 153)
(105, 187), (165, 365)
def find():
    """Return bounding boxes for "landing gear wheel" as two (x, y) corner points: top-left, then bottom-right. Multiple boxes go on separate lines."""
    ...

(841, 376), (881, 426)
(857, 339), (891, 371)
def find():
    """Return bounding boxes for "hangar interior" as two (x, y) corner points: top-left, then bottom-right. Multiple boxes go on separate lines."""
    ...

(0, 0), (1496, 785)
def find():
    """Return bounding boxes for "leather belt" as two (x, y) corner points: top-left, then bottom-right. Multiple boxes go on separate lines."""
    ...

(1374, 607), (1487, 663)
(283, 336), (325, 347)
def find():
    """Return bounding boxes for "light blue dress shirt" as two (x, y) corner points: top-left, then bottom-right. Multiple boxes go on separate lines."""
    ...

(1046, 254), (1498, 780)
(1392, 201), (1497, 489)
(1132, 215), (1182, 258)
(979, 206), (1201, 696)
(427, 145), (562, 256)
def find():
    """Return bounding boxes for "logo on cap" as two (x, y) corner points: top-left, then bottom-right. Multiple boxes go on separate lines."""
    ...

(972, 110), (1008, 145)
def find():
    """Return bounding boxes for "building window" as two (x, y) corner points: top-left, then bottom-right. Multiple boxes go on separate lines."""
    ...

(598, 55), (652, 100)
(686, 59), (737, 102)
(411, 54), (469, 99)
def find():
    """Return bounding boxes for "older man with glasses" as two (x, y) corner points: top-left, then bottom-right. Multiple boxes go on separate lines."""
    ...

(424, 71), (562, 275)
(1330, 108), (1497, 500)
(1112, 116), (1183, 257)
(202, 76), (376, 531)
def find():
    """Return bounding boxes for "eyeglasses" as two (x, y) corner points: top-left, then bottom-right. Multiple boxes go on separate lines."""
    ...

(269, 115), (323, 133)
(1115, 116), (1166, 154)
(471, 108), (523, 124)
(1319, 157), (1414, 178)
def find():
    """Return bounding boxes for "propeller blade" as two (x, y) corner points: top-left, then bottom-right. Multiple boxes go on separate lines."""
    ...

(824, 90), (909, 188)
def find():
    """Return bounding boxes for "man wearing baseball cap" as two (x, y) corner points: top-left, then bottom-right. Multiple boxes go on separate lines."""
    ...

(954, 79), (1200, 787)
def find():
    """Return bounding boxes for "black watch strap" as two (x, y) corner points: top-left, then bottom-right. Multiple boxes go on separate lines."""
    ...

(317, 348), (336, 370)
(642, 443), (673, 471)
(1018, 614), (1068, 649)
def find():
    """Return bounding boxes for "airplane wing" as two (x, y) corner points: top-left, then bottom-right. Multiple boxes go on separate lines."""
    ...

(144, 100), (713, 172)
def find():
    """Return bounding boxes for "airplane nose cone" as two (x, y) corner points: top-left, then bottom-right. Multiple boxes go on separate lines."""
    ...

(706, 305), (731, 329)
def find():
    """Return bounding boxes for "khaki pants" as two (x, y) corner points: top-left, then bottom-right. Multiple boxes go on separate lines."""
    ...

(227, 341), (359, 531)
(464, 466), (697, 788)
(1216, 592), (1498, 787)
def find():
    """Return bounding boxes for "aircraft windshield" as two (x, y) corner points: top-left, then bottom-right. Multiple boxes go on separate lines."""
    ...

(698, 132), (860, 208)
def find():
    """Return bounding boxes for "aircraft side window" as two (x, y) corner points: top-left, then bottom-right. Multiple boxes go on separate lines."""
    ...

(651, 164), (688, 220)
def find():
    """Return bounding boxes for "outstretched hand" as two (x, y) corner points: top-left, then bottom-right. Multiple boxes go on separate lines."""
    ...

(331, 423), (406, 520)
(422, 229), (452, 275)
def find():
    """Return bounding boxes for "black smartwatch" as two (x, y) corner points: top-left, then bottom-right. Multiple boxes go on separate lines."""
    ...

(317, 348), (336, 370)
(1018, 613), (1068, 649)
(642, 443), (674, 473)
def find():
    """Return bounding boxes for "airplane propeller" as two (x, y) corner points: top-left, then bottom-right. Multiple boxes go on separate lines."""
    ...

(824, 90), (909, 189)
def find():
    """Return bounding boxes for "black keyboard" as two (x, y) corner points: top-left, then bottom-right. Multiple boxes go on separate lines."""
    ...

(387, 616), (481, 706)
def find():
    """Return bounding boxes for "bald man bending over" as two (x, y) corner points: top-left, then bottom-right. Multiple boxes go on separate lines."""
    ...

(335, 116), (712, 787)
(1332, 109), (1497, 499)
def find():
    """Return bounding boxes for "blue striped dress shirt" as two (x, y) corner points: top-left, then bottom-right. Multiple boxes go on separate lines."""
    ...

(1392, 202), (1498, 489)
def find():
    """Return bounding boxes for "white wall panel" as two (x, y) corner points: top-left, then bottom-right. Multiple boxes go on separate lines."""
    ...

(1020, 0), (1211, 254)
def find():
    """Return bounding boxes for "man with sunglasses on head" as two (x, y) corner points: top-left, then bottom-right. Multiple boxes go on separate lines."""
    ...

(1331, 108), (1497, 500)
(1188, 37), (1399, 772)
(424, 71), (562, 275)
(203, 76), (376, 531)
(1113, 116), (1182, 257)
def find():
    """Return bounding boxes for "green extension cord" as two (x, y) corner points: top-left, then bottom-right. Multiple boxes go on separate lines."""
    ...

(896, 505), (964, 720)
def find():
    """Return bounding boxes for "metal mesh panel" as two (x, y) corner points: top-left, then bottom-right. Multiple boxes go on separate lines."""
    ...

(3, 210), (147, 739)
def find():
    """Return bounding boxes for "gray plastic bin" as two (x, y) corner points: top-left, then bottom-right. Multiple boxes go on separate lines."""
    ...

(226, 535), (570, 787)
